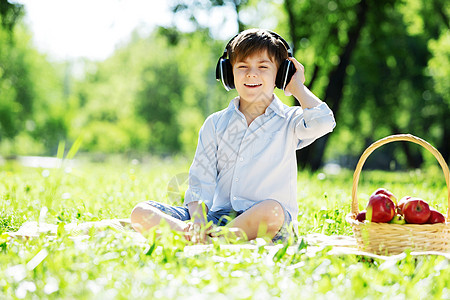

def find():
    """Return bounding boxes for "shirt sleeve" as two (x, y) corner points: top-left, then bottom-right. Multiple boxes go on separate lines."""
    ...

(184, 115), (218, 210)
(294, 102), (336, 149)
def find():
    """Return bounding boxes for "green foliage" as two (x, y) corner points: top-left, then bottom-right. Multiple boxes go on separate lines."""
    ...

(331, 1), (430, 161)
(0, 209), (22, 233)
(70, 29), (229, 155)
(276, 0), (450, 167)
(0, 0), (23, 32)
(0, 21), (68, 156)
(135, 42), (185, 153)
(0, 0), (449, 168)
(0, 24), (33, 139)
(428, 31), (450, 107)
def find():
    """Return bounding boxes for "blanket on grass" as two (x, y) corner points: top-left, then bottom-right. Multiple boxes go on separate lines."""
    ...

(6, 219), (450, 261)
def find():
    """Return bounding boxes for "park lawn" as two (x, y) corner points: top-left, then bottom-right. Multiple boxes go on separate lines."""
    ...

(0, 157), (449, 299)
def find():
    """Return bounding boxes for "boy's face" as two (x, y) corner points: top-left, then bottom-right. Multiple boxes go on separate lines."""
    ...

(233, 50), (277, 104)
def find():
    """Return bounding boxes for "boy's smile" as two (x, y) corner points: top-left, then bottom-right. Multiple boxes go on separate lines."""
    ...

(233, 50), (277, 106)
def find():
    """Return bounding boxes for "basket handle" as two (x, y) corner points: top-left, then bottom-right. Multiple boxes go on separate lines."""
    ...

(351, 134), (450, 219)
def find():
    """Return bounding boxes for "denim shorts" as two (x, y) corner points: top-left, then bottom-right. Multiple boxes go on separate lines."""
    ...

(145, 200), (294, 243)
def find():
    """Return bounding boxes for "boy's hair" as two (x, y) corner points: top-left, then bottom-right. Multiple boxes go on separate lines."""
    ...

(228, 29), (289, 68)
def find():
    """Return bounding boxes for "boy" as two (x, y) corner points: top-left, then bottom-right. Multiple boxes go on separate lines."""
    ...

(131, 29), (335, 243)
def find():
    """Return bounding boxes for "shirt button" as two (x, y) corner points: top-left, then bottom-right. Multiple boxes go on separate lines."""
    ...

(239, 157), (244, 162)
(235, 178), (239, 182)
(233, 196), (237, 200)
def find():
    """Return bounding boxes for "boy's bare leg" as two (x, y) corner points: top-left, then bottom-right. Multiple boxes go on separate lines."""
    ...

(130, 202), (188, 234)
(222, 200), (285, 241)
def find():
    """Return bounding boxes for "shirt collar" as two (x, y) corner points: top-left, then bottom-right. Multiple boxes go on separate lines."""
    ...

(228, 95), (286, 119)
(266, 95), (286, 118)
(230, 97), (240, 111)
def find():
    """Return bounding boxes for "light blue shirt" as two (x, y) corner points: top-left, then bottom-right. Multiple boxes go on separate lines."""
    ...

(184, 95), (336, 224)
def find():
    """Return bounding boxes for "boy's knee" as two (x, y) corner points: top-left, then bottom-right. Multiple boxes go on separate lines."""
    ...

(259, 200), (285, 231)
(130, 202), (157, 227)
(130, 202), (144, 222)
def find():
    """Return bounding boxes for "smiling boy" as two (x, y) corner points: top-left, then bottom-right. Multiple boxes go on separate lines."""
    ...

(131, 29), (336, 243)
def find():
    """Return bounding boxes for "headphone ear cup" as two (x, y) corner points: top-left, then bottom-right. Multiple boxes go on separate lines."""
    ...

(223, 59), (234, 90)
(215, 58), (223, 81)
(275, 60), (296, 90)
(275, 60), (288, 89)
(216, 58), (235, 91)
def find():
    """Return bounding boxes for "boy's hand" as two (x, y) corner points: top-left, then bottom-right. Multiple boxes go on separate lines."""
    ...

(186, 200), (210, 243)
(185, 220), (211, 244)
(283, 57), (306, 97)
(283, 57), (323, 109)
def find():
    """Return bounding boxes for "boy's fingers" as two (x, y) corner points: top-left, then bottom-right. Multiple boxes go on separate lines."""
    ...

(208, 226), (223, 237)
(288, 57), (304, 71)
(284, 57), (306, 92)
(186, 221), (213, 244)
(288, 57), (305, 79)
(193, 223), (201, 233)
(190, 223), (205, 244)
(185, 222), (193, 230)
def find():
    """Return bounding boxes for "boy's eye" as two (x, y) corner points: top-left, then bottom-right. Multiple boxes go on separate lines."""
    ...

(238, 65), (247, 69)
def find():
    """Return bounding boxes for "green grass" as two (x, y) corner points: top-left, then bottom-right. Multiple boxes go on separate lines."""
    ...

(1, 157), (449, 299)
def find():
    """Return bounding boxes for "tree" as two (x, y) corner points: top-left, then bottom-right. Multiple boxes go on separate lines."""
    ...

(284, 0), (449, 169)
(171, 0), (249, 33)
(0, 0), (25, 141)
(284, 0), (379, 169)
(70, 29), (227, 155)
(135, 49), (186, 153)
(0, 3), (68, 155)
(0, 0), (23, 33)
(420, 0), (450, 162)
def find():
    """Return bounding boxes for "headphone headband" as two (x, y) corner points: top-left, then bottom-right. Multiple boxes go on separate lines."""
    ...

(220, 30), (292, 60)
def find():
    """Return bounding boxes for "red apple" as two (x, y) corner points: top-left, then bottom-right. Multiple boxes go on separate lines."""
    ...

(397, 196), (412, 215)
(427, 208), (446, 224)
(356, 210), (366, 222)
(372, 188), (397, 205)
(366, 194), (396, 223)
(402, 198), (431, 224)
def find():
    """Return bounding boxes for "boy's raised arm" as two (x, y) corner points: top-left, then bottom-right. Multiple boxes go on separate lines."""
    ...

(285, 57), (336, 147)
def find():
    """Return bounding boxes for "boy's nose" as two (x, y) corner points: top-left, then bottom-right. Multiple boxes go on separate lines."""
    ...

(246, 67), (258, 77)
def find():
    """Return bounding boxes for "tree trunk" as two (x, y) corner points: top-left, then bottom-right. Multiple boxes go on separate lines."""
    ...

(440, 110), (450, 163)
(284, 0), (298, 48)
(402, 143), (424, 169)
(0, 0), (23, 32)
(232, 0), (246, 32)
(295, 0), (369, 170)
(390, 124), (424, 169)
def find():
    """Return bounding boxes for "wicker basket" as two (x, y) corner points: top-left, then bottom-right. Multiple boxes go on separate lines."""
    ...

(346, 134), (450, 255)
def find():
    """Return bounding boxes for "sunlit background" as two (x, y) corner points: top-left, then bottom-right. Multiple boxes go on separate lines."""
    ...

(19, 0), (172, 60)
(1, 0), (449, 170)
(17, 0), (241, 60)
